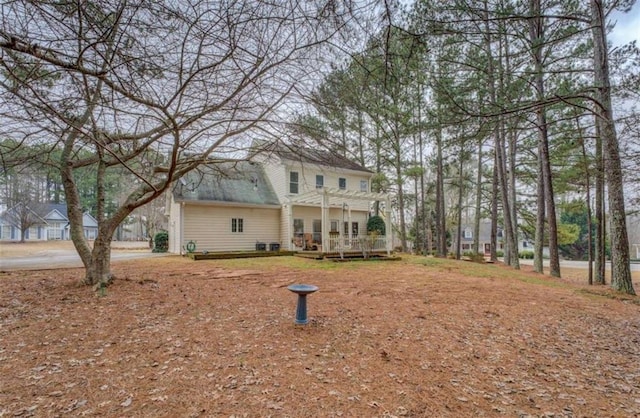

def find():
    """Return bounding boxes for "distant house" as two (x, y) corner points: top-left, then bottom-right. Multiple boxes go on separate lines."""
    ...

(0, 203), (98, 241)
(167, 142), (392, 254)
(629, 214), (640, 260)
(455, 221), (504, 255)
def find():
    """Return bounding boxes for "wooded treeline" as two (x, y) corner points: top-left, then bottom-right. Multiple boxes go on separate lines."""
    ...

(0, 0), (637, 294)
(293, 0), (638, 294)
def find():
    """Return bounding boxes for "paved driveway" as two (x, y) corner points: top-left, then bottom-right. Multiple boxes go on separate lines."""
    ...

(0, 243), (169, 271)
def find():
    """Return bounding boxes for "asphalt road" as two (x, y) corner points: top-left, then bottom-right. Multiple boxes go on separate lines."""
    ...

(517, 258), (640, 271)
(0, 249), (168, 271)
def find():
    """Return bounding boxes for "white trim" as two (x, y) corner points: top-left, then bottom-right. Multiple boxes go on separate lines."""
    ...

(288, 187), (389, 204)
(174, 199), (280, 209)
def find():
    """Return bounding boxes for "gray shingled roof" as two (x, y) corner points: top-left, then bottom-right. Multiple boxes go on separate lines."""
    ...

(255, 140), (372, 173)
(174, 161), (280, 205)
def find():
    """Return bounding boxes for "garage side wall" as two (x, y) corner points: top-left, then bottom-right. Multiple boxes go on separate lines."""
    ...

(183, 205), (281, 252)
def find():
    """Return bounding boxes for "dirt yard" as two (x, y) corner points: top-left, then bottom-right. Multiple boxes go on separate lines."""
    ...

(1, 254), (639, 417)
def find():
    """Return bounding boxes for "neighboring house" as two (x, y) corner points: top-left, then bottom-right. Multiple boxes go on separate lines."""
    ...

(0, 203), (99, 241)
(167, 142), (392, 254)
(629, 214), (640, 260)
(455, 221), (504, 255)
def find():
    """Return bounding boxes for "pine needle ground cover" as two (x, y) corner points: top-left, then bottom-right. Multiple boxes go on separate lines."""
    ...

(1, 255), (639, 416)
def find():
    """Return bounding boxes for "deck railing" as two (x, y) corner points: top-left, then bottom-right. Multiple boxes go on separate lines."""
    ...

(326, 234), (387, 254)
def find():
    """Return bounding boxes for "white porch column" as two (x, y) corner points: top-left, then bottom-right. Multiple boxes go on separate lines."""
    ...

(347, 206), (352, 244)
(287, 201), (293, 251)
(384, 197), (392, 255)
(321, 189), (329, 253)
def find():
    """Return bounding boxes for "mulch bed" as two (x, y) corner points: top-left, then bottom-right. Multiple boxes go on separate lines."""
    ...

(1, 256), (639, 417)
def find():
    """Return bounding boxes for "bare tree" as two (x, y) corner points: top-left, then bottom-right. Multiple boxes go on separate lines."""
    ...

(0, 0), (353, 286)
(590, 0), (635, 294)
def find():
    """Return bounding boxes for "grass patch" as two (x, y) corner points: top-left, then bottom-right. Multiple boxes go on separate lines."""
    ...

(406, 254), (571, 289)
(576, 288), (640, 304)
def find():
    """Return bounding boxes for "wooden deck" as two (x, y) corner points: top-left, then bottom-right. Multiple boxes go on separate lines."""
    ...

(187, 250), (295, 260)
(185, 250), (400, 262)
(295, 250), (400, 261)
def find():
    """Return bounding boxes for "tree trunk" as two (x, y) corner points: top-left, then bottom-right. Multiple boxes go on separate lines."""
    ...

(418, 85), (427, 255)
(435, 123), (447, 257)
(473, 136), (482, 255)
(490, 151), (498, 262)
(534, 145), (545, 274)
(591, 0), (634, 294)
(455, 148), (464, 260)
(529, 0), (560, 277)
(496, 122), (520, 269)
(86, 234), (113, 286)
(576, 112), (593, 285)
(594, 117), (606, 285)
(393, 117), (408, 252)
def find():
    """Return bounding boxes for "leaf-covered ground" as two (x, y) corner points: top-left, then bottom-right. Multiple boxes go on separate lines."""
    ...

(1, 254), (639, 417)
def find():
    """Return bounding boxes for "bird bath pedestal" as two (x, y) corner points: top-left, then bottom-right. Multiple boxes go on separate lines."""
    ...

(287, 284), (319, 325)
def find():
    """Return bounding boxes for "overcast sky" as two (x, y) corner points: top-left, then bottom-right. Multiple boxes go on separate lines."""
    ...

(610, 2), (640, 46)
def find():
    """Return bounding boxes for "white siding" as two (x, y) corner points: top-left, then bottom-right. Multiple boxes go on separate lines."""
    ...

(285, 161), (373, 211)
(261, 162), (287, 203)
(183, 205), (281, 252)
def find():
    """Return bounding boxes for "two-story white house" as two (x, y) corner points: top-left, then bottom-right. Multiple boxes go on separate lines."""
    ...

(167, 141), (392, 255)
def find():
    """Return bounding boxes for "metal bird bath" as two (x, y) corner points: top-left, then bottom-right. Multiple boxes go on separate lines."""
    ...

(287, 284), (319, 325)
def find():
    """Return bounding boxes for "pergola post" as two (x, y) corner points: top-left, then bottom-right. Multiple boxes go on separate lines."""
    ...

(287, 201), (294, 250)
(321, 188), (329, 253)
(347, 205), (352, 245)
(385, 197), (392, 255)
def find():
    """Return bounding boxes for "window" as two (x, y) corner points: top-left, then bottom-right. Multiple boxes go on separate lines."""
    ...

(360, 180), (368, 192)
(463, 228), (472, 239)
(330, 220), (339, 232)
(312, 219), (322, 243)
(523, 241), (529, 248)
(344, 221), (359, 236)
(316, 174), (324, 189)
(338, 177), (346, 190)
(289, 171), (299, 194)
(231, 218), (244, 233)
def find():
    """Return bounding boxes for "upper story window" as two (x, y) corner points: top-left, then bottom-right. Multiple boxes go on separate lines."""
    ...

(338, 177), (346, 190)
(463, 228), (472, 239)
(289, 171), (299, 194)
(360, 180), (368, 192)
(316, 174), (324, 189)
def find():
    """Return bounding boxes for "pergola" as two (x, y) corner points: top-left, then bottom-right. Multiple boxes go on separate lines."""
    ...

(285, 187), (392, 255)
